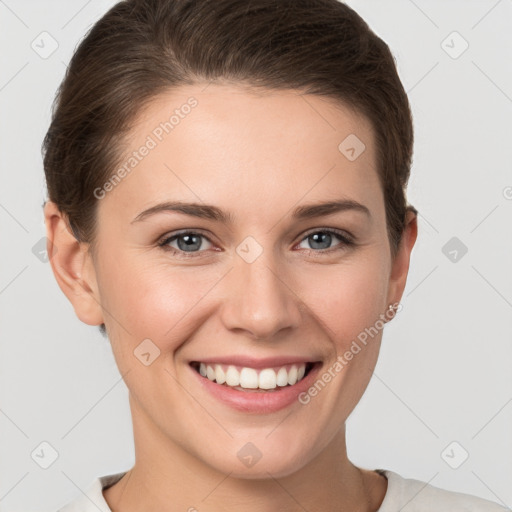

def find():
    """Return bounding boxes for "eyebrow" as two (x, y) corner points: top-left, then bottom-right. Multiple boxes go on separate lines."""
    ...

(131, 198), (371, 224)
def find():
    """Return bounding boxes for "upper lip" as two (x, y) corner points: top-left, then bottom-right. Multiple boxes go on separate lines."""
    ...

(189, 355), (319, 369)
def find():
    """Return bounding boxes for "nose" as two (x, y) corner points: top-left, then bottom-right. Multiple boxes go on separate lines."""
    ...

(219, 249), (303, 340)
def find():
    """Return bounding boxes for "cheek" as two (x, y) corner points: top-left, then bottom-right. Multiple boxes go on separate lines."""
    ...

(295, 255), (389, 346)
(97, 253), (223, 350)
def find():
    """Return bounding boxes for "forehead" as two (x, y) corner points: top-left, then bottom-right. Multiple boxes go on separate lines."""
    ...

(131, 82), (374, 149)
(99, 82), (382, 224)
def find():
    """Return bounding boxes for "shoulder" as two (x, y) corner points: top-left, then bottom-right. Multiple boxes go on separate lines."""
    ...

(56, 472), (127, 512)
(378, 469), (510, 512)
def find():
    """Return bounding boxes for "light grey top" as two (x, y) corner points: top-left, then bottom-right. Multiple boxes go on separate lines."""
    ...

(57, 469), (510, 511)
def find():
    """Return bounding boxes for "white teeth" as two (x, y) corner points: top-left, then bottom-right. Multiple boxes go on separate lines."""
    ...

(214, 364), (226, 384)
(206, 365), (216, 381)
(225, 365), (240, 386)
(287, 365), (298, 385)
(258, 368), (276, 389)
(196, 362), (309, 390)
(276, 367), (289, 387)
(239, 368), (259, 388)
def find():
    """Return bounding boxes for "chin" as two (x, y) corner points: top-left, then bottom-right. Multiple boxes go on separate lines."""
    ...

(197, 439), (314, 480)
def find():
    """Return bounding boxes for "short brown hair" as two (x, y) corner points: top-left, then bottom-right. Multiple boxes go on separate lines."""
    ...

(42, 0), (417, 336)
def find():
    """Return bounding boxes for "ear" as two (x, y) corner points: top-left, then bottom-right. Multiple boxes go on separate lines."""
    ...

(43, 201), (104, 326)
(386, 208), (418, 309)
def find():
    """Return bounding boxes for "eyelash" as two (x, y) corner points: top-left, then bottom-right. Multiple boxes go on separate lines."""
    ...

(157, 228), (355, 259)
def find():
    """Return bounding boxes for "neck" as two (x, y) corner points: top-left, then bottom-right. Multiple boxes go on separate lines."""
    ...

(103, 394), (386, 512)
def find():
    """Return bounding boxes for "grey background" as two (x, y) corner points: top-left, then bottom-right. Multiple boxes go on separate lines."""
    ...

(0, 0), (511, 510)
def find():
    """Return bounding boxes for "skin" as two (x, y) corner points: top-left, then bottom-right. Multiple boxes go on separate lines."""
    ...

(45, 82), (417, 512)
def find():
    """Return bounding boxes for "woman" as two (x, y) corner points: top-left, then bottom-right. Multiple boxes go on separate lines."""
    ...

(43, 0), (508, 510)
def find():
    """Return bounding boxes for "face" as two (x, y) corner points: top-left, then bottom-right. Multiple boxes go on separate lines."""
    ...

(50, 83), (415, 478)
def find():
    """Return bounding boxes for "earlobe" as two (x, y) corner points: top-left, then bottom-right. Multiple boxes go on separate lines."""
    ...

(43, 201), (105, 326)
(386, 208), (418, 309)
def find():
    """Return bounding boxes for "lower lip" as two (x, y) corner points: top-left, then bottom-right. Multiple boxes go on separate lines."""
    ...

(190, 362), (323, 413)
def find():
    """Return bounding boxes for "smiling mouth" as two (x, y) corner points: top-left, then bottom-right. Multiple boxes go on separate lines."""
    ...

(189, 361), (317, 392)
